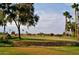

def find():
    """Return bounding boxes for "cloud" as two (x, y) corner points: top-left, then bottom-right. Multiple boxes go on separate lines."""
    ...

(28, 10), (65, 34)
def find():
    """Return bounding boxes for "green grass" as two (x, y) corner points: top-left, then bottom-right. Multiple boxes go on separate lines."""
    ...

(0, 35), (77, 47)
(0, 35), (78, 54)
(21, 35), (77, 42)
(0, 46), (79, 55)
(9, 36), (77, 42)
(46, 46), (79, 54)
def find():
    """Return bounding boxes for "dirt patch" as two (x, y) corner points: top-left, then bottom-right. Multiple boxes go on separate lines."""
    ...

(12, 40), (79, 47)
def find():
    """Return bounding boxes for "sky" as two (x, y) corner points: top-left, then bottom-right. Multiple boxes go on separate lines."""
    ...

(0, 3), (74, 34)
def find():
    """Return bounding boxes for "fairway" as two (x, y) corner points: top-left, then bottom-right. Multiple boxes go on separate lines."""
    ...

(0, 3), (79, 56)
(0, 46), (79, 55)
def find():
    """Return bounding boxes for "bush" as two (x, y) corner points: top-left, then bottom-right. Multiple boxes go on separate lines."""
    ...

(11, 31), (16, 35)
(0, 32), (3, 35)
(0, 33), (12, 44)
(50, 33), (54, 36)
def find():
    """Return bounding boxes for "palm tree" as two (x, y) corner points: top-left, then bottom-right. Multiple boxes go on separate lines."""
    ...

(71, 3), (79, 38)
(63, 11), (70, 34)
(67, 15), (72, 33)
(7, 3), (39, 39)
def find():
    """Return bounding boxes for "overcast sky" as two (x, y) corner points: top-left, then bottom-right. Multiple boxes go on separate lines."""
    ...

(0, 3), (74, 34)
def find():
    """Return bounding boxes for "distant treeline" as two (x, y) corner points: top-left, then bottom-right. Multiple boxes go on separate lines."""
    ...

(0, 31), (72, 37)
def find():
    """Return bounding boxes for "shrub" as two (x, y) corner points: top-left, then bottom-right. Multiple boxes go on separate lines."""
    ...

(11, 31), (16, 35)
(0, 32), (3, 35)
(0, 33), (12, 44)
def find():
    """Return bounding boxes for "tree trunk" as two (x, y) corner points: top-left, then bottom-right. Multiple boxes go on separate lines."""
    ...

(77, 27), (79, 39)
(76, 11), (79, 40)
(65, 17), (67, 36)
(18, 25), (21, 39)
(75, 10), (77, 38)
(3, 24), (6, 34)
(75, 10), (79, 39)
(3, 24), (6, 40)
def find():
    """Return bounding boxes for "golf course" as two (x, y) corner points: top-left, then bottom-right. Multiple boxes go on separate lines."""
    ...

(0, 3), (79, 55)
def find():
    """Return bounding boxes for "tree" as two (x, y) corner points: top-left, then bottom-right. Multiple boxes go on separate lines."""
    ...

(67, 14), (72, 30)
(0, 3), (11, 34)
(7, 3), (39, 39)
(0, 10), (5, 26)
(71, 3), (79, 38)
(71, 22), (77, 37)
(63, 11), (72, 36)
(63, 11), (70, 34)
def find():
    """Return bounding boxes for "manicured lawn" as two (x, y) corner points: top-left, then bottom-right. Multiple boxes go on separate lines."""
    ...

(0, 35), (78, 55)
(10, 35), (77, 42)
(0, 46), (79, 55)
(0, 35), (77, 42)
(21, 35), (76, 41)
